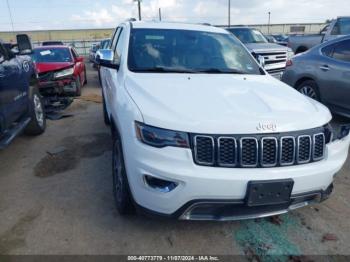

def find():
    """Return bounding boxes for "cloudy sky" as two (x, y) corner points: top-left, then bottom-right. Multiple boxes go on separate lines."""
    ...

(0, 0), (349, 31)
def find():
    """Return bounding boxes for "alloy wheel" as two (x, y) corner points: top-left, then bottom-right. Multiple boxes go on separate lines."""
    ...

(299, 85), (317, 100)
(33, 94), (44, 127)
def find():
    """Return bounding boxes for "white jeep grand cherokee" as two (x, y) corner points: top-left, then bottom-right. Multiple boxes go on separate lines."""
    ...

(97, 21), (350, 220)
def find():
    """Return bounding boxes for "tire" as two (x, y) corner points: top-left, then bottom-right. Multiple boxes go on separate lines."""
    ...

(24, 87), (46, 136)
(112, 130), (134, 215)
(296, 80), (320, 101)
(102, 93), (110, 126)
(83, 66), (87, 85)
(75, 76), (82, 97)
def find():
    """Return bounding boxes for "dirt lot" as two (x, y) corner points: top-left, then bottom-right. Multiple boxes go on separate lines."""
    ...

(0, 65), (350, 259)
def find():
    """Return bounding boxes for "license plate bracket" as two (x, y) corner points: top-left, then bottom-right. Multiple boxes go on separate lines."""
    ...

(246, 179), (294, 207)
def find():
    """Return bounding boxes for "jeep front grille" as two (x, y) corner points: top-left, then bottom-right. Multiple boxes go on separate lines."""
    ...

(192, 129), (326, 168)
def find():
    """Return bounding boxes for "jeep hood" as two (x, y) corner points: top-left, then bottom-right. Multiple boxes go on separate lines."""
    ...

(245, 43), (289, 53)
(125, 73), (331, 134)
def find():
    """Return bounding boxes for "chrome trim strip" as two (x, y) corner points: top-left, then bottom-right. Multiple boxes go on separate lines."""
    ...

(179, 200), (315, 221)
(313, 133), (325, 161)
(261, 137), (278, 167)
(240, 137), (259, 167)
(194, 135), (215, 165)
(297, 135), (312, 164)
(280, 136), (296, 166)
(218, 137), (237, 167)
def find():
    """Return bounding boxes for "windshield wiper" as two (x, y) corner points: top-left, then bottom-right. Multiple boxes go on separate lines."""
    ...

(133, 66), (196, 73)
(194, 68), (246, 74)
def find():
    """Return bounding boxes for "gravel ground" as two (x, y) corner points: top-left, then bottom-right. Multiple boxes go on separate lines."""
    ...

(0, 65), (349, 260)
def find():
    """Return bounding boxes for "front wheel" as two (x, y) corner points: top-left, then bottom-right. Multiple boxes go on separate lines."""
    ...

(24, 87), (46, 135)
(75, 76), (82, 96)
(112, 131), (134, 215)
(297, 80), (320, 101)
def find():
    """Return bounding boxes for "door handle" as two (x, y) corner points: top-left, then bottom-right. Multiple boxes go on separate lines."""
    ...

(320, 65), (330, 71)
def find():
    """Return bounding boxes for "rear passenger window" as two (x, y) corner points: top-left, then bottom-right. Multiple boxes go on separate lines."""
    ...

(333, 40), (350, 62)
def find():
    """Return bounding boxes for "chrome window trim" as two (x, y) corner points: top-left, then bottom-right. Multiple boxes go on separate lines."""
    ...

(218, 137), (237, 167)
(194, 135), (215, 165)
(261, 137), (278, 167)
(240, 137), (259, 167)
(280, 136), (296, 166)
(297, 135), (312, 164)
(313, 133), (325, 161)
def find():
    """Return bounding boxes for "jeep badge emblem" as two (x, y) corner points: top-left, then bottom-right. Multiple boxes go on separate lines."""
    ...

(257, 123), (277, 132)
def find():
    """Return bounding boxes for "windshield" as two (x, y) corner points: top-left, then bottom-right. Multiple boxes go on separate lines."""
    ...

(228, 28), (268, 44)
(128, 29), (261, 75)
(33, 48), (72, 63)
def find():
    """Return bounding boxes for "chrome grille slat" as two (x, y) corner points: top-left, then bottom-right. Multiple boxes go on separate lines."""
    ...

(194, 135), (215, 165)
(261, 137), (278, 167)
(297, 135), (312, 164)
(313, 133), (325, 161)
(280, 136), (296, 166)
(192, 130), (326, 168)
(240, 137), (258, 167)
(218, 137), (237, 167)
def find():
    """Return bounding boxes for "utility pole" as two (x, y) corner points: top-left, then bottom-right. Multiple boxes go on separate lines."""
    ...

(159, 8), (162, 21)
(228, 0), (231, 27)
(134, 0), (142, 21)
(268, 12), (271, 34)
(6, 0), (15, 33)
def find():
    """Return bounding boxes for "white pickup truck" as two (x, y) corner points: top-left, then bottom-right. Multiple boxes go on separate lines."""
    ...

(97, 21), (350, 221)
(288, 17), (350, 54)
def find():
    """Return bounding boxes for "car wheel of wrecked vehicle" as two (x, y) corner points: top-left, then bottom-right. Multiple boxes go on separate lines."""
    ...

(25, 87), (46, 135)
(112, 130), (134, 215)
(297, 80), (320, 101)
(83, 67), (87, 85)
(102, 94), (110, 126)
(75, 76), (82, 97)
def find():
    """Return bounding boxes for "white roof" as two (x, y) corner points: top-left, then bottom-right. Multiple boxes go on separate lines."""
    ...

(131, 21), (229, 34)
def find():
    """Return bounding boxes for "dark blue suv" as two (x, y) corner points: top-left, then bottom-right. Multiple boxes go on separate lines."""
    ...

(0, 34), (46, 149)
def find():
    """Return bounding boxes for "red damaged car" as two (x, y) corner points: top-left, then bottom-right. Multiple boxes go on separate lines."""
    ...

(33, 46), (87, 97)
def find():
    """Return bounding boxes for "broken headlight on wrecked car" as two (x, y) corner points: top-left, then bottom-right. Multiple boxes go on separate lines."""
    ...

(54, 67), (74, 79)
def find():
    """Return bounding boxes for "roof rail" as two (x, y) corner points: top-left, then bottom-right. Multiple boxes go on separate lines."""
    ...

(126, 18), (137, 22)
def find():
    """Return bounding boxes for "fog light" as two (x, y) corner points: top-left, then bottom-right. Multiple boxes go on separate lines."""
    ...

(144, 175), (178, 193)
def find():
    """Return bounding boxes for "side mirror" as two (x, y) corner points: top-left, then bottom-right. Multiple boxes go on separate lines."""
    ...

(16, 34), (33, 55)
(257, 55), (265, 68)
(96, 49), (119, 69)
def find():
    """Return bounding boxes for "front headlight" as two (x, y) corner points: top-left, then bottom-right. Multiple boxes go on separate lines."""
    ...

(54, 67), (74, 79)
(135, 122), (190, 148)
(287, 49), (294, 60)
(326, 123), (350, 142)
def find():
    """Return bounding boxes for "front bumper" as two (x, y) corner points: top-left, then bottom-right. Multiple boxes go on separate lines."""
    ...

(124, 133), (350, 220)
(136, 184), (333, 220)
(38, 77), (76, 96)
